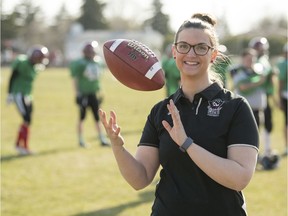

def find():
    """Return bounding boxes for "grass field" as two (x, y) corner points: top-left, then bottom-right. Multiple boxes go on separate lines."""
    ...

(1, 67), (287, 216)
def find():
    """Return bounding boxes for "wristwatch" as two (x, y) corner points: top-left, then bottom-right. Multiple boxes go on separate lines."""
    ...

(179, 137), (193, 152)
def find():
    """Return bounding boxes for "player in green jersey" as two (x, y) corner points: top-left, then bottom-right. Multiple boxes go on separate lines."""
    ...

(69, 41), (109, 148)
(249, 37), (277, 157)
(7, 45), (49, 155)
(161, 44), (181, 96)
(277, 43), (288, 156)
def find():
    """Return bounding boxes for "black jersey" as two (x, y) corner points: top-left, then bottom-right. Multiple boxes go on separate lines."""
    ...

(139, 83), (259, 216)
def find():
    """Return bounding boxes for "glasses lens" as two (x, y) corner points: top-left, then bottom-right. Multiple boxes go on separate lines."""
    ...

(194, 44), (209, 55)
(176, 42), (190, 54)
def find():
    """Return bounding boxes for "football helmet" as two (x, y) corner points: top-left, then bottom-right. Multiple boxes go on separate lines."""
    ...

(28, 45), (49, 65)
(83, 41), (98, 59)
(248, 37), (269, 51)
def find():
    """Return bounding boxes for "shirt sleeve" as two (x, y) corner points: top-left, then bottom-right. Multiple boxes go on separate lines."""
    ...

(227, 97), (259, 150)
(138, 105), (161, 148)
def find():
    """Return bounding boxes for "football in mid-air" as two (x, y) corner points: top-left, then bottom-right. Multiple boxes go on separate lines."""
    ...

(103, 39), (165, 91)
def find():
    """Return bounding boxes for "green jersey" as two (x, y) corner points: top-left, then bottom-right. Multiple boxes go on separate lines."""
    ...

(257, 55), (274, 95)
(277, 58), (288, 97)
(162, 56), (180, 96)
(69, 58), (103, 94)
(8, 55), (38, 96)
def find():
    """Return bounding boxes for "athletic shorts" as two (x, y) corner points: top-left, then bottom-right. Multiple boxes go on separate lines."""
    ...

(13, 93), (33, 124)
(77, 93), (100, 121)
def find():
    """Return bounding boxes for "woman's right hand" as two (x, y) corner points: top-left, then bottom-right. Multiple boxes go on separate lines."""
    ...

(99, 109), (124, 146)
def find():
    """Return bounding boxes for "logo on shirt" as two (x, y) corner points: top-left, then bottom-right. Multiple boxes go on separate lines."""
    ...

(207, 98), (224, 117)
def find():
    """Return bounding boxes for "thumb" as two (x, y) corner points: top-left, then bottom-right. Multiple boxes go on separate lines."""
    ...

(162, 120), (172, 132)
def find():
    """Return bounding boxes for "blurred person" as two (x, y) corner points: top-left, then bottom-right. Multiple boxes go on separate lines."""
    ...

(249, 37), (277, 157)
(69, 41), (109, 148)
(231, 48), (279, 170)
(231, 48), (267, 126)
(7, 45), (49, 155)
(276, 43), (288, 156)
(161, 43), (181, 96)
(99, 13), (258, 216)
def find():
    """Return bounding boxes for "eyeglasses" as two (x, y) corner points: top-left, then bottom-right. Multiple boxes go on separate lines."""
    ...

(174, 42), (214, 56)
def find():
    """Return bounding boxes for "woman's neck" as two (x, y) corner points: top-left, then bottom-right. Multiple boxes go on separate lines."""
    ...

(181, 77), (212, 102)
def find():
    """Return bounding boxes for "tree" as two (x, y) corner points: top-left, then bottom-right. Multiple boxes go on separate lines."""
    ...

(47, 4), (74, 50)
(77, 0), (108, 30)
(1, 0), (44, 52)
(144, 0), (171, 36)
(1, 13), (20, 41)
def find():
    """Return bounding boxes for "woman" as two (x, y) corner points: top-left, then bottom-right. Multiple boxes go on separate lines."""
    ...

(99, 13), (259, 216)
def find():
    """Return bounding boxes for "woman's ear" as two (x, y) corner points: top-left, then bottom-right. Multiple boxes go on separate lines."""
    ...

(172, 45), (177, 59)
(211, 50), (218, 63)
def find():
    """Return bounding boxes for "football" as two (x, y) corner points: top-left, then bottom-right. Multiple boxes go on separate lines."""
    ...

(103, 39), (165, 91)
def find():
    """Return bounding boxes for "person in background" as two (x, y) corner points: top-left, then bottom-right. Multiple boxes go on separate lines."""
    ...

(231, 48), (267, 126)
(161, 43), (181, 96)
(276, 43), (288, 156)
(231, 48), (280, 170)
(7, 45), (49, 155)
(99, 13), (258, 216)
(249, 37), (277, 157)
(69, 41), (109, 148)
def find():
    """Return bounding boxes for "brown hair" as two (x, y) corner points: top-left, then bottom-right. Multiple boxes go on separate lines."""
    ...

(174, 13), (219, 48)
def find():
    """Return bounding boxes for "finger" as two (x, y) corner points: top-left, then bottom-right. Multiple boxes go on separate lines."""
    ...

(110, 110), (117, 124)
(168, 100), (181, 125)
(99, 109), (108, 125)
(108, 114), (114, 128)
(108, 111), (121, 136)
(162, 120), (172, 132)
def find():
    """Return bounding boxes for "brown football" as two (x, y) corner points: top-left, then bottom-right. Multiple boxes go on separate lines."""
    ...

(103, 39), (165, 91)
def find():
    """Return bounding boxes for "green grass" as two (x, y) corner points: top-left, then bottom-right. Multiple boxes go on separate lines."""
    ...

(1, 67), (287, 216)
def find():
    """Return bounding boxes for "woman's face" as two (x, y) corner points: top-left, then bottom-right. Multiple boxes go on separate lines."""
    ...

(173, 28), (216, 79)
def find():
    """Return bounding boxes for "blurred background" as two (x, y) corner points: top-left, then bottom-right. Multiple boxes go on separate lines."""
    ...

(1, 0), (287, 66)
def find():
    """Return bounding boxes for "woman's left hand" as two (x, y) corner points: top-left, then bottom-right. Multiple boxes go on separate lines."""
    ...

(162, 99), (187, 146)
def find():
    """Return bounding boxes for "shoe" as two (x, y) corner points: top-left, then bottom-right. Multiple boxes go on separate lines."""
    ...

(100, 139), (110, 147)
(16, 146), (26, 155)
(79, 141), (88, 148)
(16, 146), (33, 155)
(260, 153), (280, 170)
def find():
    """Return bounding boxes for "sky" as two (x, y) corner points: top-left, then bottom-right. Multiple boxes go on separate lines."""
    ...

(2, 0), (287, 35)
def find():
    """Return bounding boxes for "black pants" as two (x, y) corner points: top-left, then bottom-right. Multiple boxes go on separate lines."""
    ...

(253, 98), (272, 132)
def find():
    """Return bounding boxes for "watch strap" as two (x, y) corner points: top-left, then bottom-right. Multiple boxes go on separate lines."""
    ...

(179, 137), (193, 152)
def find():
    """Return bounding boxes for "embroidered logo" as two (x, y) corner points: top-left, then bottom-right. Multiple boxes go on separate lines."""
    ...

(207, 98), (224, 117)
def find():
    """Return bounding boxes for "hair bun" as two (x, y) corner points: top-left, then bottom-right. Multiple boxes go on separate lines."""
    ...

(192, 13), (217, 26)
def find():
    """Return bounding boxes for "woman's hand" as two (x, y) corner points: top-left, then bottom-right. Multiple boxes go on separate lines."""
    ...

(162, 99), (187, 146)
(99, 109), (124, 146)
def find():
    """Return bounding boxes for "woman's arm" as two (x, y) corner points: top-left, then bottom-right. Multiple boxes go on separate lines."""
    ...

(162, 99), (258, 191)
(186, 144), (257, 191)
(99, 109), (160, 190)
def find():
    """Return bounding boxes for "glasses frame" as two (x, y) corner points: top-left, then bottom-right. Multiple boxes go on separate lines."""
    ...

(174, 42), (214, 56)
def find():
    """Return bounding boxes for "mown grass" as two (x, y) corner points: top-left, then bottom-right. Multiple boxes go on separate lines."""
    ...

(1, 67), (287, 216)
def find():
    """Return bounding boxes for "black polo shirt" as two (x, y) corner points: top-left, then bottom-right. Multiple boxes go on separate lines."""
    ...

(139, 83), (259, 216)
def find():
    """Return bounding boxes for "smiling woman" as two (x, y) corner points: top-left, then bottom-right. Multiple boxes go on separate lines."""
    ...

(98, 12), (260, 216)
